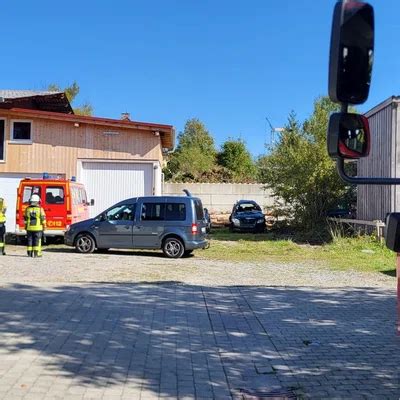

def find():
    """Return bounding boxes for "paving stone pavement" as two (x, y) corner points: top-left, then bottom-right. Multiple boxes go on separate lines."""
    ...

(0, 283), (399, 399)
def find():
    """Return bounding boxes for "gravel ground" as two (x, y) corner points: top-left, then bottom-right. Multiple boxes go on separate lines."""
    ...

(0, 245), (395, 287)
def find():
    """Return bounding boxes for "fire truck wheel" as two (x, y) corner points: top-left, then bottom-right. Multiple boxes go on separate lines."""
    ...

(75, 233), (96, 254)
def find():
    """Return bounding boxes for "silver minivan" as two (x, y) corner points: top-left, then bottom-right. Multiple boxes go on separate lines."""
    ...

(64, 194), (208, 258)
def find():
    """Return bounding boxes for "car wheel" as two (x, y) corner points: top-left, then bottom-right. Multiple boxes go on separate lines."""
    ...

(163, 238), (185, 259)
(75, 233), (96, 254)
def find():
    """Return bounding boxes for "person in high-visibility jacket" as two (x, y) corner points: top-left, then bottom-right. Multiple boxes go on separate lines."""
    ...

(0, 197), (6, 256)
(24, 194), (46, 258)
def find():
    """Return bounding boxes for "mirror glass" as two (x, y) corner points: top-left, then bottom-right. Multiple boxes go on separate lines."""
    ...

(338, 114), (370, 158)
(329, 2), (374, 104)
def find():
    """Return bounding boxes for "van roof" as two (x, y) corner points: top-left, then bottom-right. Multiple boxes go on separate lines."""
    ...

(19, 178), (83, 185)
(117, 195), (201, 204)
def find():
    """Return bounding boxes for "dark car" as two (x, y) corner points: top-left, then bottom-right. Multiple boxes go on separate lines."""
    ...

(229, 200), (266, 233)
(64, 194), (208, 258)
(204, 208), (211, 233)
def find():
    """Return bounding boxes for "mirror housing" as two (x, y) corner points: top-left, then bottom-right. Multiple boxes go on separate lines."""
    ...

(329, 1), (374, 105)
(385, 213), (400, 252)
(328, 113), (370, 159)
(90, 199), (95, 206)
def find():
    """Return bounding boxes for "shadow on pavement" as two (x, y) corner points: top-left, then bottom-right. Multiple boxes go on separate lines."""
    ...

(0, 283), (398, 398)
(381, 269), (396, 278)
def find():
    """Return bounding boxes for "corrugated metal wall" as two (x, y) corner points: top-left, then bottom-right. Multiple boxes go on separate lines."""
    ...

(357, 102), (394, 221)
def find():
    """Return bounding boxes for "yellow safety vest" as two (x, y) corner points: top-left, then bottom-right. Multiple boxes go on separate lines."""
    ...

(0, 198), (6, 224)
(24, 206), (46, 231)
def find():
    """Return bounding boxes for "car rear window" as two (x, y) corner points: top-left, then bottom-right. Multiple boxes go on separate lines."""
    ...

(45, 186), (65, 204)
(194, 199), (204, 220)
(22, 186), (41, 204)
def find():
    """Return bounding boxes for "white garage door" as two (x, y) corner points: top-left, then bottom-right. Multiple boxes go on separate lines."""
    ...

(79, 162), (154, 217)
(0, 173), (42, 232)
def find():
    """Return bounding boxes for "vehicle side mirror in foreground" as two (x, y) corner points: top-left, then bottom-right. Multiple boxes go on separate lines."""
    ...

(329, 1), (374, 104)
(385, 213), (400, 252)
(328, 113), (370, 159)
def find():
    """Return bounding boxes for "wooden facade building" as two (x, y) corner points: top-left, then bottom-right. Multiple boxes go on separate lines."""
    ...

(0, 91), (175, 230)
(357, 96), (400, 221)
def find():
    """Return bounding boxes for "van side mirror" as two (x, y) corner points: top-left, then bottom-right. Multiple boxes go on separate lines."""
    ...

(385, 213), (400, 252)
(90, 199), (95, 206)
(329, 1), (374, 104)
(327, 113), (370, 159)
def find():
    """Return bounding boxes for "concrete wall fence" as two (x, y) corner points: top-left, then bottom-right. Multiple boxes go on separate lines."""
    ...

(163, 183), (274, 213)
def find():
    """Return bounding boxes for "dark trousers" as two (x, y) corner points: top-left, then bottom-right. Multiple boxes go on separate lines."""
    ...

(0, 224), (5, 255)
(27, 231), (43, 257)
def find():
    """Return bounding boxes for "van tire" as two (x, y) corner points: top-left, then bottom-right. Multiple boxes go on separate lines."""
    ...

(75, 233), (96, 254)
(163, 237), (185, 259)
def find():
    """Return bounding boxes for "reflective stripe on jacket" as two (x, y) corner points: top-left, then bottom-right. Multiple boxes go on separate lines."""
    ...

(24, 206), (46, 231)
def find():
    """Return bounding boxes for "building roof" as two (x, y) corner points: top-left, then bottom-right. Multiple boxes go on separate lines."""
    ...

(0, 90), (73, 114)
(364, 96), (400, 118)
(1, 107), (175, 150)
(0, 90), (63, 99)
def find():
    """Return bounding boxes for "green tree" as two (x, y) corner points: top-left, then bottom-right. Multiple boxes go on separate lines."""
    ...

(258, 97), (354, 230)
(163, 118), (217, 182)
(47, 81), (93, 116)
(218, 138), (257, 182)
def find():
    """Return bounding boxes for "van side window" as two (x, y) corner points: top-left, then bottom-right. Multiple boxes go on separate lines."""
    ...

(22, 186), (41, 204)
(71, 187), (78, 205)
(106, 204), (135, 221)
(80, 188), (87, 204)
(141, 203), (165, 221)
(46, 187), (65, 204)
(165, 203), (186, 221)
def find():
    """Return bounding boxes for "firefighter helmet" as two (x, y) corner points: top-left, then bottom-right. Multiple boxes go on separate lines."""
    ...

(30, 194), (41, 204)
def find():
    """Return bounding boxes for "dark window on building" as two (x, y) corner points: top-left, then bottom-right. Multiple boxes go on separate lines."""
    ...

(0, 120), (4, 160)
(12, 121), (31, 141)
(45, 187), (65, 204)
(141, 203), (165, 221)
(165, 203), (186, 221)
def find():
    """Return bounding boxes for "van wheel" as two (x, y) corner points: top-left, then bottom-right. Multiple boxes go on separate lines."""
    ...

(75, 234), (96, 254)
(163, 238), (185, 259)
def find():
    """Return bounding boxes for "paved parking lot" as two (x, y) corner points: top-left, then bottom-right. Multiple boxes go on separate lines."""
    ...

(0, 246), (399, 399)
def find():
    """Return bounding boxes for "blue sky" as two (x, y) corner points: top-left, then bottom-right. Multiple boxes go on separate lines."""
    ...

(1, 1), (399, 156)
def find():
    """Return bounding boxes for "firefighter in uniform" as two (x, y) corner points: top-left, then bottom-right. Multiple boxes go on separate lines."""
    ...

(24, 194), (46, 257)
(0, 197), (6, 255)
